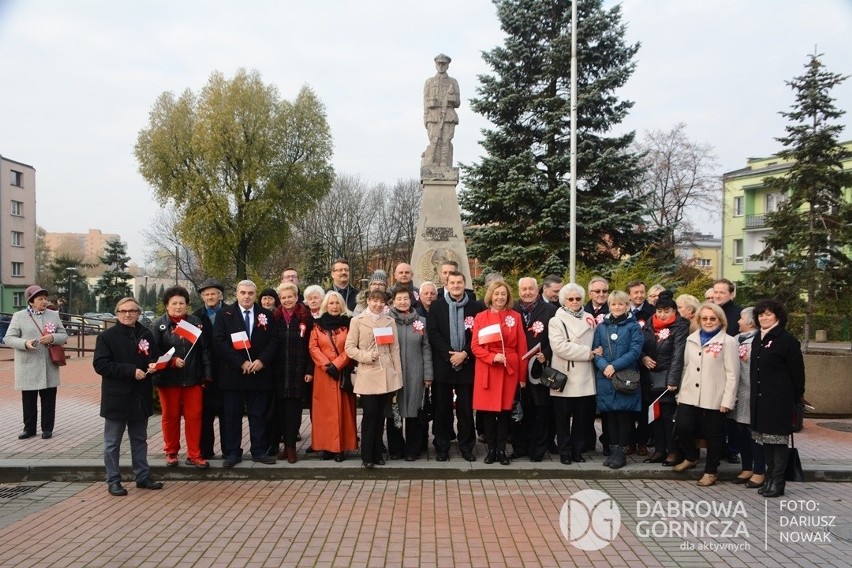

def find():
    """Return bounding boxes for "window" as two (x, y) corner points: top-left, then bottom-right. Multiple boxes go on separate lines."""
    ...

(697, 258), (712, 268)
(766, 192), (787, 213)
(13, 292), (25, 308)
(733, 239), (744, 265)
(11, 262), (24, 277)
(11, 231), (23, 247)
(10, 170), (23, 187)
(11, 200), (23, 216)
(733, 196), (744, 217)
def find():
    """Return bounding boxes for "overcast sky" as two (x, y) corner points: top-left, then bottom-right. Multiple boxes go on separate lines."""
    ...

(2, 0), (850, 266)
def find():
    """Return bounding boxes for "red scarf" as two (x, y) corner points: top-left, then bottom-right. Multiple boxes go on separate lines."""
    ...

(651, 314), (676, 333)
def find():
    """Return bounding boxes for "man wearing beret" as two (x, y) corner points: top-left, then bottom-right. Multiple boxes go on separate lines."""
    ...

(194, 278), (227, 459)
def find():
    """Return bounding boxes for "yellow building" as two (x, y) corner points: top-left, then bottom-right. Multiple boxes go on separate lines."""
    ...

(721, 140), (852, 283)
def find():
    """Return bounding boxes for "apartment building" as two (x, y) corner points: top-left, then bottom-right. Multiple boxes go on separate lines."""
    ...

(0, 155), (37, 312)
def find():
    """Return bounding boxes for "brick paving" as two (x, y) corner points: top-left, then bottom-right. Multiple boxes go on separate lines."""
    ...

(1, 352), (851, 566)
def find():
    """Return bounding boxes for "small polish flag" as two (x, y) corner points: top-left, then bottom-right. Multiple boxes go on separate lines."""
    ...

(478, 323), (502, 345)
(174, 319), (202, 344)
(647, 391), (666, 424)
(153, 347), (176, 371)
(231, 331), (251, 350)
(521, 342), (542, 361)
(374, 327), (394, 345)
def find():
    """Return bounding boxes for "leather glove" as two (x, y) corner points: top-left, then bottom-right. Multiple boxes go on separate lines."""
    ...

(325, 363), (340, 380)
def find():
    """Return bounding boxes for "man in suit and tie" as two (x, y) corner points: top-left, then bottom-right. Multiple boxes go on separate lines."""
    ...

(627, 280), (654, 325)
(213, 280), (278, 467)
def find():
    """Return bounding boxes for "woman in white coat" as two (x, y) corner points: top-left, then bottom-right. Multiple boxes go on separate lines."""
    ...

(674, 302), (739, 487)
(3, 285), (68, 439)
(548, 284), (601, 465)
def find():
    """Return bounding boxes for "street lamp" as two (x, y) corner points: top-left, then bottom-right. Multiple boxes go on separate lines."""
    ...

(66, 267), (77, 314)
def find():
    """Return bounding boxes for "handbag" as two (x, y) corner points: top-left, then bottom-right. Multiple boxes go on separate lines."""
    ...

(418, 386), (434, 426)
(29, 313), (66, 366)
(606, 330), (639, 394)
(612, 369), (640, 394)
(649, 370), (667, 392)
(791, 399), (804, 433)
(540, 364), (568, 392)
(511, 388), (524, 423)
(48, 344), (67, 366)
(784, 433), (804, 482)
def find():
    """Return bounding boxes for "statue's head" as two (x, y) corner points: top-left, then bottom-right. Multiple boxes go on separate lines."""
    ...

(434, 53), (451, 72)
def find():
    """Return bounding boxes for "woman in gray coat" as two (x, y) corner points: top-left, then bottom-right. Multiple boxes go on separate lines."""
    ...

(387, 286), (433, 461)
(4, 285), (68, 439)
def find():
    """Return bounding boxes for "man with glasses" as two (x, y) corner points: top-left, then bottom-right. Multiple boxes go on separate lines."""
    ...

(329, 259), (359, 312)
(280, 267), (304, 302)
(93, 297), (163, 496)
(584, 277), (610, 321)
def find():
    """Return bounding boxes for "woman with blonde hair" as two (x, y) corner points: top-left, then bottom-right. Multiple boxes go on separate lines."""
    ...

(674, 302), (739, 487)
(676, 294), (701, 333)
(309, 291), (357, 462)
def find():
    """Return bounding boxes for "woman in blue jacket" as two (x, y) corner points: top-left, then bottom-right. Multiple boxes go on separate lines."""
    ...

(592, 290), (644, 469)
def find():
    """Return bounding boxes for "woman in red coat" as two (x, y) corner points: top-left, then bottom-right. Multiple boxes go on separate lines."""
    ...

(471, 280), (528, 465)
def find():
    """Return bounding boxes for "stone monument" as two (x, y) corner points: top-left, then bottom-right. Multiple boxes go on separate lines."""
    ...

(411, 54), (472, 287)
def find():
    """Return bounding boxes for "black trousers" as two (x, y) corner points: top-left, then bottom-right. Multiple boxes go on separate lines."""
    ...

(276, 397), (303, 448)
(605, 410), (634, 447)
(387, 417), (425, 458)
(433, 382), (475, 454)
(675, 403), (726, 474)
(554, 395), (592, 458)
(360, 393), (388, 463)
(480, 410), (509, 453)
(222, 390), (270, 459)
(200, 384), (225, 457)
(22, 388), (57, 434)
(650, 399), (678, 455)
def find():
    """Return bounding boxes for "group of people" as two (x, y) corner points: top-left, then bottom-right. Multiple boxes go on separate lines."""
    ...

(5, 261), (804, 498)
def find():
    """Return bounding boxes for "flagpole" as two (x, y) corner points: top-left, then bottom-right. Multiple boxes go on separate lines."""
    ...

(184, 341), (197, 360)
(245, 347), (253, 364)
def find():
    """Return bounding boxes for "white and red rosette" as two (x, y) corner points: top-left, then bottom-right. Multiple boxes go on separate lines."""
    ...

(412, 320), (425, 335)
(299, 323), (307, 337)
(257, 313), (268, 329)
(656, 328), (670, 342)
(45, 322), (57, 334)
(464, 316), (474, 330)
(528, 321), (544, 337)
(738, 343), (749, 361)
(705, 342), (723, 357)
(505, 315), (516, 328)
(138, 339), (150, 356)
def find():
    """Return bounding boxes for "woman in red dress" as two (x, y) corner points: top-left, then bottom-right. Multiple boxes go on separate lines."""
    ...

(471, 280), (528, 465)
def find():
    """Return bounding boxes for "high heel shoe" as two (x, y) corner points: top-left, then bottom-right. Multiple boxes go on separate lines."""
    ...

(745, 475), (765, 489)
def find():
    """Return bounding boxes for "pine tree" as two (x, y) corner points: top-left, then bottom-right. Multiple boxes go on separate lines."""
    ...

(94, 240), (134, 312)
(755, 53), (852, 347)
(459, 0), (652, 275)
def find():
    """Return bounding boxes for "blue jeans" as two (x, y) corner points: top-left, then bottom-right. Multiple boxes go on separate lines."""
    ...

(104, 418), (150, 484)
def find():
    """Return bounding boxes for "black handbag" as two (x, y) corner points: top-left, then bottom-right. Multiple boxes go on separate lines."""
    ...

(613, 369), (640, 394)
(606, 330), (639, 394)
(792, 399), (804, 433)
(540, 365), (568, 392)
(418, 386), (434, 426)
(511, 388), (524, 423)
(785, 433), (804, 482)
(649, 370), (667, 392)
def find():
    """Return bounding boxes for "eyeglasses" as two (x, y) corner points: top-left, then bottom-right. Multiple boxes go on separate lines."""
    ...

(565, 297), (583, 302)
(699, 316), (718, 322)
(591, 289), (609, 294)
(116, 309), (140, 315)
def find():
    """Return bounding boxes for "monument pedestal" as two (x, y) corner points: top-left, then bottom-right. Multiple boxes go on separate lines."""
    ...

(410, 169), (472, 287)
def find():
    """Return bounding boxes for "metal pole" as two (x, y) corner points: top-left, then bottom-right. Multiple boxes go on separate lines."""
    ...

(569, 0), (578, 282)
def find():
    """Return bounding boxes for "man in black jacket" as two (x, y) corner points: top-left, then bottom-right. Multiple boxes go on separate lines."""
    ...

(194, 278), (226, 459)
(328, 258), (359, 312)
(427, 271), (484, 461)
(213, 280), (278, 467)
(93, 297), (162, 496)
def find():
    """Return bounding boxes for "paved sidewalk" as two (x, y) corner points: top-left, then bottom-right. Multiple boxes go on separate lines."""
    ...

(1, 354), (851, 483)
(1, 355), (850, 567)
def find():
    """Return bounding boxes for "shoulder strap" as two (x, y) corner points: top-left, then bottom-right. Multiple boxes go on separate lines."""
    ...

(28, 313), (45, 336)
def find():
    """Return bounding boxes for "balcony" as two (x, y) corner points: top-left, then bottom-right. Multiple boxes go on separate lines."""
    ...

(745, 214), (766, 229)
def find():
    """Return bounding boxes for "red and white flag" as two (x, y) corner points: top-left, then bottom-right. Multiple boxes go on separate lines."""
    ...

(374, 327), (394, 345)
(521, 342), (542, 361)
(647, 391), (666, 424)
(231, 331), (251, 350)
(153, 347), (175, 371)
(174, 319), (202, 344)
(478, 323), (502, 345)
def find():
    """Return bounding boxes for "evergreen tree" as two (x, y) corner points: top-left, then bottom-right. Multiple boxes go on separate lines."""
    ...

(460, 0), (652, 275)
(755, 53), (852, 347)
(94, 240), (133, 312)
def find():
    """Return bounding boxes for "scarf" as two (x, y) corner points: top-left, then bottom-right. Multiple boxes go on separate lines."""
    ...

(563, 306), (584, 319)
(651, 314), (676, 333)
(317, 313), (350, 332)
(281, 307), (295, 325)
(205, 302), (222, 325)
(390, 308), (419, 327)
(760, 322), (779, 339)
(518, 296), (540, 325)
(168, 315), (186, 325)
(445, 289), (470, 351)
(27, 307), (45, 316)
(607, 312), (628, 325)
(699, 326), (721, 346)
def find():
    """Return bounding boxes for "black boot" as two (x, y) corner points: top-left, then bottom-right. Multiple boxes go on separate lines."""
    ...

(609, 445), (627, 469)
(484, 448), (497, 464)
(763, 444), (788, 498)
(758, 444), (775, 495)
